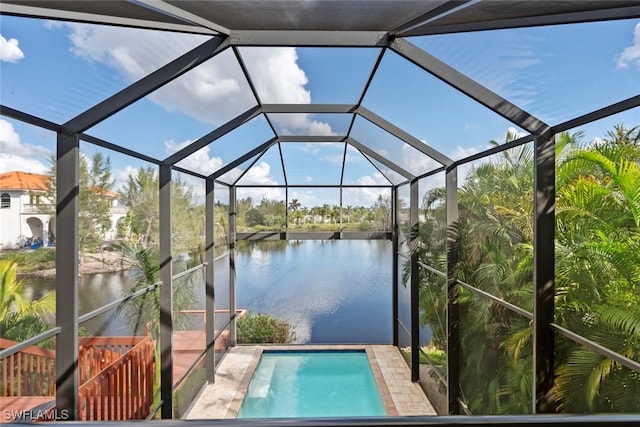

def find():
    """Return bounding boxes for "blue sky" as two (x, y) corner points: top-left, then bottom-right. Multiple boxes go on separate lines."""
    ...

(0, 15), (638, 208)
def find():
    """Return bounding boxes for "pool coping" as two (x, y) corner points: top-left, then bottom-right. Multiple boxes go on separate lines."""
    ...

(225, 345), (397, 418)
(185, 344), (436, 419)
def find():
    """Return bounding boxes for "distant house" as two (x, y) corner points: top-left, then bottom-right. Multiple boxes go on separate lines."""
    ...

(0, 171), (126, 249)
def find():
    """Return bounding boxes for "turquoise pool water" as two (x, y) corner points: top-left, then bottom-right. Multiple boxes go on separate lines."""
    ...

(237, 350), (386, 418)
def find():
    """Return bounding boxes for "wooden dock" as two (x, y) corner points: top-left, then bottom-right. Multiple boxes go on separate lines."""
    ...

(173, 330), (230, 385)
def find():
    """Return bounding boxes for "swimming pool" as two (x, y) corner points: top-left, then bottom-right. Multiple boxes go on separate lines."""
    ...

(237, 350), (386, 418)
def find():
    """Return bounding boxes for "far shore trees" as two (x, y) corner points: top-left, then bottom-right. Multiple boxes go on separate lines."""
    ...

(46, 152), (114, 253)
(119, 166), (204, 255)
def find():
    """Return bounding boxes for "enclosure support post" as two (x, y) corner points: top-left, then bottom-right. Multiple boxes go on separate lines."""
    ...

(159, 164), (173, 419)
(55, 132), (79, 420)
(410, 180), (420, 382)
(285, 186), (289, 231)
(533, 132), (556, 413)
(339, 186), (343, 235)
(446, 166), (460, 415)
(229, 185), (237, 346)
(205, 178), (216, 382)
(391, 186), (399, 346)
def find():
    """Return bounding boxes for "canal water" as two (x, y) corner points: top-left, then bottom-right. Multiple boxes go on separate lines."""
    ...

(23, 240), (396, 344)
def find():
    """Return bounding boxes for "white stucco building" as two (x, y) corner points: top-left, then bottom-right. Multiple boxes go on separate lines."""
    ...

(0, 171), (126, 250)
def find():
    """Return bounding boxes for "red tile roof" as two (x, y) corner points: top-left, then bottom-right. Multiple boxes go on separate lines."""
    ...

(0, 171), (50, 191)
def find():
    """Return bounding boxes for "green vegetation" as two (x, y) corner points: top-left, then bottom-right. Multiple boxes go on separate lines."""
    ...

(119, 166), (206, 254)
(402, 346), (446, 368)
(112, 241), (199, 338)
(47, 152), (115, 253)
(237, 313), (296, 344)
(416, 125), (640, 414)
(173, 366), (205, 418)
(0, 260), (55, 342)
(234, 194), (391, 232)
(0, 248), (56, 273)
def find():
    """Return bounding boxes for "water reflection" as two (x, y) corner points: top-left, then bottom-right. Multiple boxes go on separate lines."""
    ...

(21, 240), (393, 343)
(235, 240), (392, 343)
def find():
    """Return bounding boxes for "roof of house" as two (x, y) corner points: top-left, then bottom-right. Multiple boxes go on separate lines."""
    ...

(0, 171), (50, 192)
(0, 172), (120, 198)
(96, 188), (120, 199)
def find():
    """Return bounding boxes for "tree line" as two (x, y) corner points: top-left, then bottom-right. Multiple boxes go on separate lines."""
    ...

(414, 125), (640, 413)
(234, 194), (391, 231)
(44, 156), (393, 254)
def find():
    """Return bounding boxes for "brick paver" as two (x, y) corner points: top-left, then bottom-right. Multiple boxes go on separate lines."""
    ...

(185, 345), (435, 419)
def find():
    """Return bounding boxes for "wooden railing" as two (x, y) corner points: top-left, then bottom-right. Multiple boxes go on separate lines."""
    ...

(1, 336), (155, 421)
(78, 336), (155, 421)
(77, 336), (142, 385)
(0, 338), (56, 397)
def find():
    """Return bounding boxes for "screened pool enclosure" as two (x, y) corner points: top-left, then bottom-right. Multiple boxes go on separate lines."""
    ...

(1, 0), (640, 422)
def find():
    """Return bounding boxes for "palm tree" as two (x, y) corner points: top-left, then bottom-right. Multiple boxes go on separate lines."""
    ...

(553, 126), (640, 412)
(0, 260), (55, 341)
(288, 198), (301, 212)
(412, 131), (536, 414)
(555, 308), (640, 412)
(416, 125), (640, 414)
(287, 199), (305, 226)
(113, 242), (199, 338)
(344, 205), (353, 224)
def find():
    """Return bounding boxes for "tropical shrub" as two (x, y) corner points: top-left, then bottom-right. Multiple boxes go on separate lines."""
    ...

(416, 125), (640, 414)
(237, 313), (296, 344)
(0, 259), (55, 341)
(0, 248), (56, 273)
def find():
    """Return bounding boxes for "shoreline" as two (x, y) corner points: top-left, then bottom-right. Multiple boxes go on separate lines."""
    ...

(17, 250), (230, 278)
(18, 251), (127, 278)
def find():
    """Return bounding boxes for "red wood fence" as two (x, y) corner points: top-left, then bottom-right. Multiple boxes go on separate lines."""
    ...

(0, 336), (155, 421)
(0, 338), (56, 397)
(78, 336), (155, 420)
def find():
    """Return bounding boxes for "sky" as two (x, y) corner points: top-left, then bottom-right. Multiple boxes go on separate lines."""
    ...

(0, 15), (639, 208)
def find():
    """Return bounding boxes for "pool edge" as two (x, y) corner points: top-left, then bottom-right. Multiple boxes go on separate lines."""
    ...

(225, 345), (398, 418)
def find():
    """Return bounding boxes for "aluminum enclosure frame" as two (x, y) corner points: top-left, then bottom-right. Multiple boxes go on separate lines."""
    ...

(1, 1), (640, 421)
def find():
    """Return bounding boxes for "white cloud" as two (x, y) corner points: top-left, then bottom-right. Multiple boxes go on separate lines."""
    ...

(240, 48), (310, 104)
(166, 139), (284, 200)
(505, 126), (529, 141)
(448, 145), (477, 185)
(450, 145), (479, 160)
(0, 119), (50, 174)
(343, 173), (390, 207)
(241, 161), (276, 184)
(0, 155), (48, 175)
(236, 161), (285, 201)
(0, 34), (24, 63)
(239, 47), (335, 135)
(322, 154), (344, 164)
(61, 25), (335, 135)
(61, 24), (254, 125)
(445, 125), (530, 184)
(401, 144), (439, 174)
(0, 119), (21, 147)
(113, 165), (139, 190)
(65, 23), (205, 79)
(167, 139), (223, 177)
(617, 23), (640, 69)
(298, 143), (323, 155)
(305, 176), (313, 182)
(288, 189), (320, 208)
(277, 118), (335, 136)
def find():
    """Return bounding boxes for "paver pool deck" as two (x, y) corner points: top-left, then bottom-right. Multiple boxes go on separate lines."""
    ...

(185, 345), (436, 419)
